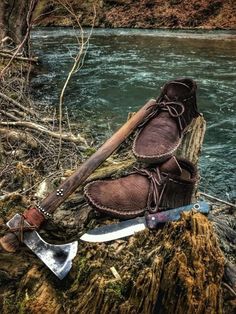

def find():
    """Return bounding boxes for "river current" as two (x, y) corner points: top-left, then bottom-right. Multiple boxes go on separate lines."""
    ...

(31, 28), (236, 200)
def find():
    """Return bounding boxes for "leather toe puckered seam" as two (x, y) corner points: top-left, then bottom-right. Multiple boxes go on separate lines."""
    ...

(84, 157), (198, 219)
(132, 78), (199, 163)
(132, 133), (182, 162)
(84, 181), (146, 218)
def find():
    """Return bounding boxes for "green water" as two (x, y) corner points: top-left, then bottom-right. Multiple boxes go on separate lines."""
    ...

(31, 28), (236, 200)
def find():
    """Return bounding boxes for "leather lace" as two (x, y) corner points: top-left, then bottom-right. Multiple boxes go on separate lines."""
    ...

(2, 215), (37, 242)
(139, 94), (191, 134)
(133, 167), (168, 213)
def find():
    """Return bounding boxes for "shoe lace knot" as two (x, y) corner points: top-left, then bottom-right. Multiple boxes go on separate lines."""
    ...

(159, 94), (186, 131)
(134, 167), (168, 213)
(139, 95), (187, 133)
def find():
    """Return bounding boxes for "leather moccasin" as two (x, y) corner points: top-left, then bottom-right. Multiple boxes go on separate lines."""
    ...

(132, 78), (200, 163)
(84, 157), (197, 219)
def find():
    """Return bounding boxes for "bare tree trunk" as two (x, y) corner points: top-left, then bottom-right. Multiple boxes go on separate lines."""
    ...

(0, 0), (36, 55)
(0, 1), (8, 43)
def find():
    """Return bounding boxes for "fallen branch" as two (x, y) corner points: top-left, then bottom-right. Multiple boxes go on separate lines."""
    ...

(0, 51), (38, 63)
(222, 282), (236, 297)
(0, 91), (36, 117)
(199, 191), (236, 209)
(0, 128), (38, 149)
(0, 121), (88, 145)
(11, 108), (27, 119)
(0, 110), (20, 121)
(0, 179), (6, 189)
(0, 191), (21, 202)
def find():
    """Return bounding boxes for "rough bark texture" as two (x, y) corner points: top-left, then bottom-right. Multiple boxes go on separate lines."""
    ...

(0, 0), (35, 54)
(176, 116), (206, 166)
(1, 116), (232, 314)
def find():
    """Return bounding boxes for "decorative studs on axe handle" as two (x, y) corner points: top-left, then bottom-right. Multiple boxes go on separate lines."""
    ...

(0, 99), (156, 279)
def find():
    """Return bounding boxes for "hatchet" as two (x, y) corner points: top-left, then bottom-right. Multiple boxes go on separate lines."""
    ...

(0, 99), (156, 279)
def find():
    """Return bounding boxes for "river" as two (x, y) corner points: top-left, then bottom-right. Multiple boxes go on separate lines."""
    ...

(31, 28), (236, 200)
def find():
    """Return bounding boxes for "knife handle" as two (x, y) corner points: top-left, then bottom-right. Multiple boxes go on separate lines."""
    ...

(146, 201), (210, 229)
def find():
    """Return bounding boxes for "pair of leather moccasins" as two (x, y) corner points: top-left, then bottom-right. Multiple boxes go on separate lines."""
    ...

(84, 78), (200, 219)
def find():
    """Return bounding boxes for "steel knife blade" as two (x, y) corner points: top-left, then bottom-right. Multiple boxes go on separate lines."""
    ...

(80, 201), (210, 243)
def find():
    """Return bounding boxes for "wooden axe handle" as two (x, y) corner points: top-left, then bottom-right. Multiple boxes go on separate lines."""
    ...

(0, 99), (156, 252)
(39, 99), (156, 216)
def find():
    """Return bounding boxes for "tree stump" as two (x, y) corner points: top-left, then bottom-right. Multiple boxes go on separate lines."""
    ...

(0, 116), (227, 313)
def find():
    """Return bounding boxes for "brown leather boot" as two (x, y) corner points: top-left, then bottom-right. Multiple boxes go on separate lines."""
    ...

(84, 157), (197, 219)
(132, 78), (200, 163)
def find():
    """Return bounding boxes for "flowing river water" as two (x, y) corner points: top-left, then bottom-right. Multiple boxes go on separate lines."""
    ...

(31, 28), (236, 200)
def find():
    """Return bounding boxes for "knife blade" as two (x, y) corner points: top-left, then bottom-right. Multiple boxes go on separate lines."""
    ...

(80, 201), (210, 243)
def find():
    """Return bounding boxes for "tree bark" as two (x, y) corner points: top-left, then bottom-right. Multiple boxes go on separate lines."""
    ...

(0, 1), (8, 43)
(0, 0), (37, 55)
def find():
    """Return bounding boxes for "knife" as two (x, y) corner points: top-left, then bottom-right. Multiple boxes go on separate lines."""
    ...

(80, 201), (210, 243)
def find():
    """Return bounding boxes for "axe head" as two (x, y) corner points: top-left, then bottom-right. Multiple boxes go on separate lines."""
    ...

(7, 214), (78, 280)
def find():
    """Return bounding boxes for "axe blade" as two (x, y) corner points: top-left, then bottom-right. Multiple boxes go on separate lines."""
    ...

(7, 214), (78, 280)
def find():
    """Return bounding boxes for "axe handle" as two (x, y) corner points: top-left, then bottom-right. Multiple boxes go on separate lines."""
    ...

(39, 99), (156, 216)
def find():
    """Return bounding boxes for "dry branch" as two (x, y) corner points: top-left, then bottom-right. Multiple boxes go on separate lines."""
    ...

(199, 191), (236, 209)
(54, 0), (96, 165)
(0, 121), (88, 145)
(0, 128), (38, 149)
(10, 108), (28, 119)
(0, 109), (21, 121)
(0, 91), (36, 117)
(0, 51), (38, 63)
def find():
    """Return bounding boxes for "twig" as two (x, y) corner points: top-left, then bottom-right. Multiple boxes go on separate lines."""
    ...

(11, 108), (27, 119)
(110, 267), (122, 280)
(0, 121), (88, 145)
(0, 191), (21, 202)
(33, 7), (60, 24)
(0, 91), (36, 117)
(199, 191), (236, 209)
(222, 282), (236, 297)
(65, 106), (72, 135)
(0, 0), (39, 78)
(0, 51), (38, 63)
(0, 128), (38, 149)
(55, 0), (95, 167)
(0, 110), (20, 121)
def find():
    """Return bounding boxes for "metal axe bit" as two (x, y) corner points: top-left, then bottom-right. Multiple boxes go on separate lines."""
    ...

(0, 99), (156, 279)
(7, 214), (78, 280)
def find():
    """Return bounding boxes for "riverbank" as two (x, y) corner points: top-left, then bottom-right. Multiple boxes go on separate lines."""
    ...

(0, 38), (236, 313)
(34, 0), (236, 30)
(0, 68), (235, 311)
